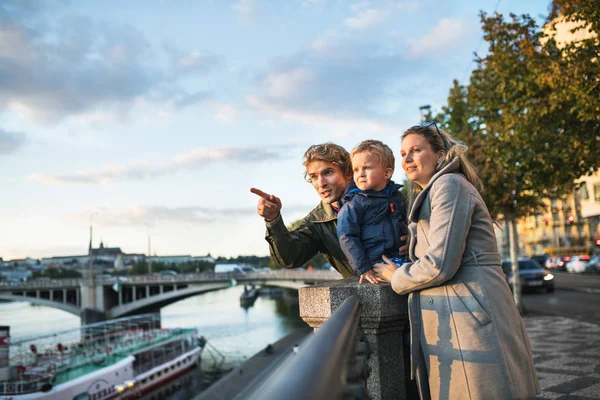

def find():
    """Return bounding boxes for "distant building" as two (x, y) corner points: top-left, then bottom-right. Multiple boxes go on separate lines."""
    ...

(3, 257), (39, 268)
(41, 255), (89, 267)
(0, 267), (32, 282)
(147, 255), (194, 265)
(193, 254), (215, 264)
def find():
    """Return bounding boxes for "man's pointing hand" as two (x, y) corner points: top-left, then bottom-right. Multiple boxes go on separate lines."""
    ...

(250, 188), (282, 222)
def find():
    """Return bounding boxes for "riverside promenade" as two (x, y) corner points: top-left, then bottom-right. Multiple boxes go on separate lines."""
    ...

(526, 315), (600, 399)
(196, 314), (600, 399)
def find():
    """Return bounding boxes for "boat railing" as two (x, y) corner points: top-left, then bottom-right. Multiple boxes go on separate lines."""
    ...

(0, 373), (52, 395)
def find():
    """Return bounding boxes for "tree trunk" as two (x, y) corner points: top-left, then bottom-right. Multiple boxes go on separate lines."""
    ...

(509, 218), (523, 313)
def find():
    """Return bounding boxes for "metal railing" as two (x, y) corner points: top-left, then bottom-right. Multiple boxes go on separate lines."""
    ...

(245, 295), (370, 400)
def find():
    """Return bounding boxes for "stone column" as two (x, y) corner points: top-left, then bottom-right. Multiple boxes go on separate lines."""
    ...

(299, 277), (410, 400)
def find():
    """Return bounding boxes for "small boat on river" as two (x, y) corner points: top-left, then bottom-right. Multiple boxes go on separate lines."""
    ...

(0, 314), (205, 400)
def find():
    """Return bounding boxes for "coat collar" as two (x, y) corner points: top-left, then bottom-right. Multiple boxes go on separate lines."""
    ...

(310, 201), (339, 223)
(408, 157), (460, 223)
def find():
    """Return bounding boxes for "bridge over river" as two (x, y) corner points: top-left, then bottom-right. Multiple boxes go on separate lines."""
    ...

(0, 270), (342, 323)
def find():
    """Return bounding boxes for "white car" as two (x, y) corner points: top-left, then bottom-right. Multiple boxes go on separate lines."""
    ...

(565, 256), (590, 273)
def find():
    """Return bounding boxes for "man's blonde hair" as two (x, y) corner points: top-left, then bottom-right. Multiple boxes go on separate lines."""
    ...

(351, 139), (395, 170)
(302, 142), (352, 182)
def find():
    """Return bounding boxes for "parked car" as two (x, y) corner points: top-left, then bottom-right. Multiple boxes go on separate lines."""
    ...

(588, 256), (600, 274)
(157, 269), (178, 276)
(547, 256), (571, 271)
(530, 254), (550, 268)
(214, 264), (246, 274)
(501, 258), (555, 293)
(565, 255), (595, 273)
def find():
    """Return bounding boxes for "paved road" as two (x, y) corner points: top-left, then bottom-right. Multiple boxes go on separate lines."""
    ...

(523, 289), (600, 325)
(552, 270), (600, 292)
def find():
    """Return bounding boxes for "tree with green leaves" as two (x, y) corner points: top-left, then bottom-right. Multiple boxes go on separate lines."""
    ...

(435, 12), (599, 311)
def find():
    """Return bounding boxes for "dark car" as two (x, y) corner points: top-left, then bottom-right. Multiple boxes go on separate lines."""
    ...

(588, 256), (600, 274)
(530, 254), (550, 268)
(501, 258), (555, 293)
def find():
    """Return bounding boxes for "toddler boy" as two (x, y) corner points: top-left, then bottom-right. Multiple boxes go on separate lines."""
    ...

(337, 140), (408, 283)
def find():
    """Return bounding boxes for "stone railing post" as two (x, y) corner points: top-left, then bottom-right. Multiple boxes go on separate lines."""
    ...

(299, 277), (410, 400)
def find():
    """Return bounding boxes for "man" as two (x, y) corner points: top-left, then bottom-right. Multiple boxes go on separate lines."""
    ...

(250, 142), (356, 278)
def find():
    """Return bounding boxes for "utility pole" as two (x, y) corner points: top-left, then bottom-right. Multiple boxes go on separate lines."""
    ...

(88, 225), (96, 308)
(147, 232), (152, 275)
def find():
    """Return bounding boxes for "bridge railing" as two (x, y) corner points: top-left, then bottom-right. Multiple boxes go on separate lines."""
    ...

(0, 278), (80, 289)
(245, 295), (369, 400)
(0, 270), (344, 290)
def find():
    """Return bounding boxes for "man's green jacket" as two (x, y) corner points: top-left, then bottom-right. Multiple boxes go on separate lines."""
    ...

(265, 201), (355, 278)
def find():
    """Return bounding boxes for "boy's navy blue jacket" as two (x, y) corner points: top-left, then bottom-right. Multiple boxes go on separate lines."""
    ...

(337, 180), (409, 275)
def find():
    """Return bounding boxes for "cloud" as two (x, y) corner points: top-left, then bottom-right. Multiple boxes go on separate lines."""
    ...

(0, 128), (26, 155)
(247, 96), (391, 132)
(264, 67), (316, 99)
(28, 144), (293, 185)
(248, 37), (425, 127)
(345, 8), (388, 30)
(214, 103), (237, 123)
(232, 0), (256, 19)
(408, 18), (472, 57)
(172, 91), (214, 110)
(0, 3), (223, 124)
(74, 203), (314, 227)
(163, 43), (223, 76)
(344, 1), (420, 30)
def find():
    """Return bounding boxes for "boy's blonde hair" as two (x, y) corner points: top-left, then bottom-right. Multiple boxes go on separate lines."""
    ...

(351, 139), (395, 171)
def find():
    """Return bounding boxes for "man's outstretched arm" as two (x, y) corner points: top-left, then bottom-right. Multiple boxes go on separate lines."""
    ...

(251, 188), (319, 268)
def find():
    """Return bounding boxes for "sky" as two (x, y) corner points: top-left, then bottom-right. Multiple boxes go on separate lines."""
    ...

(0, 0), (553, 260)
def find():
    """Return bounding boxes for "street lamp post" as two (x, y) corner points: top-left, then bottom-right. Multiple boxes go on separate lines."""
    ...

(146, 223), (152, 275)
(419, 104), (432, 122)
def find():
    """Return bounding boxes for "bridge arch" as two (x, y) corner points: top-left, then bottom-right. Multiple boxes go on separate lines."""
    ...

(109, 282), (231, 318)
(0, 294), (81, 317)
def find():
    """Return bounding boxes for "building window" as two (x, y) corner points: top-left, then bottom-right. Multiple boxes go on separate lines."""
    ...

(595, 184), (600, 202)
(580, 183), (590, 200)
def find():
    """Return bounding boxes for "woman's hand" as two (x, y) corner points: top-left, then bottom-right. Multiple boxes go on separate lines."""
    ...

(373, 255), (399, 283)
(399, 235), (408, 256)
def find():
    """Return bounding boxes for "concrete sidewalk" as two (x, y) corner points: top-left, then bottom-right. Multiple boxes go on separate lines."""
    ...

(525, 315), (600, 399)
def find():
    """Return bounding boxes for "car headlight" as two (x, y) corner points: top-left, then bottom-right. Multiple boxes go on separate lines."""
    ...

(544, 273), (554, 281)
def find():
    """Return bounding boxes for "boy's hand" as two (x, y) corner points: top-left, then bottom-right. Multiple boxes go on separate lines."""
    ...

(399, 235), (408, 256)
(373, 255), (398, 283)
(359, 269), (380, 285)
(250, 188), (282, 221)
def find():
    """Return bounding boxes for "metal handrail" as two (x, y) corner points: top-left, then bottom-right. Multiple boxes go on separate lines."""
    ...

(245, 295), (362, 400)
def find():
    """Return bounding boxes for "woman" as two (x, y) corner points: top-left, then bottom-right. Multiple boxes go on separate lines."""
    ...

(374, 123), (539, 400)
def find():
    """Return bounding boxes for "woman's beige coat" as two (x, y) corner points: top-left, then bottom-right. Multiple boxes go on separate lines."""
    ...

(391, 158), (540, 400)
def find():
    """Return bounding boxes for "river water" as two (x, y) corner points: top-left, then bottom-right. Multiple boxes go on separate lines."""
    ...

(0, 285), (308, 399)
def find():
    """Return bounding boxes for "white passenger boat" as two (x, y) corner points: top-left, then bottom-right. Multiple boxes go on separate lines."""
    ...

(0, 314), (204, 400)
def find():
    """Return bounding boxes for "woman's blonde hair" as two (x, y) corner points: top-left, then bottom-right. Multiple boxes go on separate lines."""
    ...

(402, 123), (483, 205)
